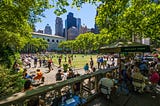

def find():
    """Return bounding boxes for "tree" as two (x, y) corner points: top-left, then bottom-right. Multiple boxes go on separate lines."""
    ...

(0, 0), (50, 97)
(22, 38), (48, 53)
(95, 0), (130, 41)
(120, 0), (160, 45)
(94, 0), (160, 47)
(0, 0), (50, 67)
(59, 32), (112, 53)
(75, 32), (96, 53)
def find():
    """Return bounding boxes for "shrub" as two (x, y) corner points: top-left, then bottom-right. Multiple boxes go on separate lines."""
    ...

(0, 65), (24, 99)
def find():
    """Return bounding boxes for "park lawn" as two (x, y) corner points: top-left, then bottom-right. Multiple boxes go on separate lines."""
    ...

(51, 54), (98, 69)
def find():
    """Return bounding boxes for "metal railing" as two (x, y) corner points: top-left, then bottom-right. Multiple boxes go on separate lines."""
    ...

(0, 67), (119, 106)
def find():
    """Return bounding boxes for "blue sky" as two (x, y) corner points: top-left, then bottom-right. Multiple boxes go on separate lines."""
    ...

(35, 3), (98, 34)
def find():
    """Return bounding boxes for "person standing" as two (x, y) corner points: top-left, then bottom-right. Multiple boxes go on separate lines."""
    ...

(99, 56), (104, 69)
(39, 58), (42, 67)
(90, 57), (94, 70)
(68, 57), (72, 66)
(34, 57), (38, 68)
(64, 55), (67, 62)
(58, 56), (62, 67)
(48, 58), (53, 72)
(97, 57), (101, 69)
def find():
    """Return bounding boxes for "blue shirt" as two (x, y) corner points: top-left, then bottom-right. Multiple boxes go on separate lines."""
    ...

(84, 65), (89, 71)
(139, 63), (148, 71)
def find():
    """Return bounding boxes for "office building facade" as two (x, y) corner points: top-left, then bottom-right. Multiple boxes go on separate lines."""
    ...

(55, 17), (63, 37)
(32, 32), (65, 51)
(44, 24), (52, 35)
(65, 12), (77, 39)
(67, 27), (79, 40)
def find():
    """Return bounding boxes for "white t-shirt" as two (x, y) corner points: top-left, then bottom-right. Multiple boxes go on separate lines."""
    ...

(99, 78), (114, 94)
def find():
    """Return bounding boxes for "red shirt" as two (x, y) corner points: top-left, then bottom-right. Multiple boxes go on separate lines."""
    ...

(150, 72), (160, 84)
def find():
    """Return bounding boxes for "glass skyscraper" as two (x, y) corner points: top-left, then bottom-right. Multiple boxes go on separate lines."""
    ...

(76, 18), (81, 34)
(65, 12), (77, 39)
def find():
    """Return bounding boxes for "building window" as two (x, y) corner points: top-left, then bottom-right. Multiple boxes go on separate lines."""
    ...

(56, 40), (59, 43)
(47, 39), (50, 42)
(52, 39), (54, 42)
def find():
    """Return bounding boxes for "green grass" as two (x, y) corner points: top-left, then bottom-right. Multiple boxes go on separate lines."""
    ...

(50, 54), (98, 69)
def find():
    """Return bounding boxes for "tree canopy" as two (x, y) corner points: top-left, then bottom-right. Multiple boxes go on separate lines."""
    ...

(59, 0), (160, 52)
(96, 0), (160, 44)
(1, 0), (159, 63)
(0, 0), (50, 67)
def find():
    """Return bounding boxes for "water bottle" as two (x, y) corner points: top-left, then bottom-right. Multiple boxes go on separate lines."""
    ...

(70, 90), (73, 98)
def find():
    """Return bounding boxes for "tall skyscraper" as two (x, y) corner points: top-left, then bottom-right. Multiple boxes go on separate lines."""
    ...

(44, 24), (52, 35)
(55, 17), (63, 36)
(76, 18), (81, 34)
(94, 6), (100, 34)
(65, 12), (77, 39)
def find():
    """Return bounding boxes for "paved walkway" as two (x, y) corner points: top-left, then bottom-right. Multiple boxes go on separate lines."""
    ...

(26, 61), (85, 86)
(26, 58), (117, 86)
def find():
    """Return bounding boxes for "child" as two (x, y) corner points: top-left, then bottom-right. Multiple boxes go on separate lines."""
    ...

(84, 63), (90, 74)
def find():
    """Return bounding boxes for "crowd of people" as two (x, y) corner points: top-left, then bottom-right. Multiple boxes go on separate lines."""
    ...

(11, 53), (160, 105)
(98, 55), (160, 100)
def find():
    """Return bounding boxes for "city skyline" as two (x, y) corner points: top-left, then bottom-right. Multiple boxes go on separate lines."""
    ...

(35, 3), (98, 34)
